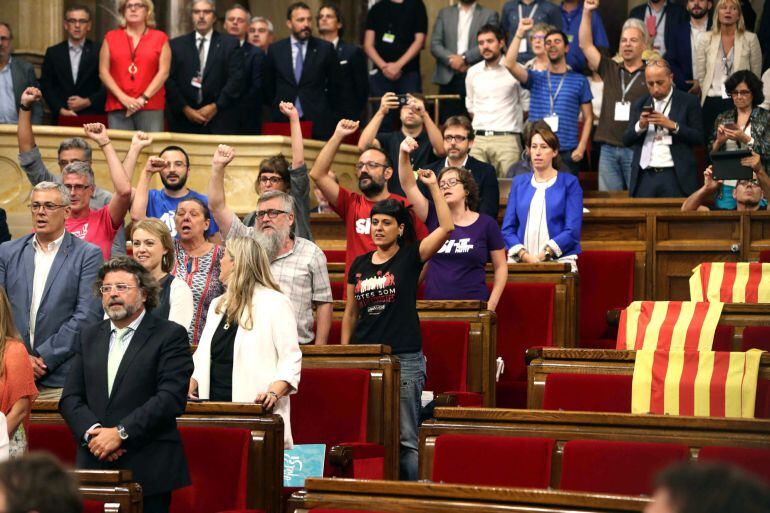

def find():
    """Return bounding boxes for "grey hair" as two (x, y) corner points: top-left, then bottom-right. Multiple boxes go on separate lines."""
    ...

(189, 0), (215, 11)
(621, 18), (650, 48)
(0, 22), (13, 39)
(250, 16), (274, 33)
(647, 58), (673, 76)
(58, 137), (92, 161)
(33, 181), (71, 206)
(258, 189), (294, 213)
(225, 3), (250, 18)
(62, 161), (95, 187)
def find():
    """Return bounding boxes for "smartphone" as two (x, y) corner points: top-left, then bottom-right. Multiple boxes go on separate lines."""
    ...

(396, 94), (409, 106)
(642, 105), (654, 115)
(723, 122), (739, 130)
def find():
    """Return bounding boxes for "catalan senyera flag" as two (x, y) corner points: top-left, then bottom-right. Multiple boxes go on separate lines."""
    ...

(690, 262), (770, 303)
(616, 301), (724, 351)
(632, 349), (764, 418)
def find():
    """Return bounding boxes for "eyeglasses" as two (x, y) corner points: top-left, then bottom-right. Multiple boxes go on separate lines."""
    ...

(99, 283), (138, 294)
(738, 179), (760, 187)
(443, 135), (468, 143)
(0, 36), (12, 42)
(28, 202), (67, 212)
(256, 209), (289, 219)
(259, 176), (284, 185)
(192, 9), (215, 15)
(64, 184), (92, 192)
(439, 178), (463, 190)
(531, 34), (546, 40)
(730, 90), (752, 98)
(125, 2), (147, 10)
(355, 161), (388, 171)
(66, 18), (90, 25)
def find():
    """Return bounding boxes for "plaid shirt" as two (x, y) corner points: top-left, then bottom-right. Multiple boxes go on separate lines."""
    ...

(229, 215), (332, 343)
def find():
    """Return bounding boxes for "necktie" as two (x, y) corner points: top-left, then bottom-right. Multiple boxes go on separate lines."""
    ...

(294, 41), (304, 117)
(197, 37), (206, 103)
(107, 327), (130, 397)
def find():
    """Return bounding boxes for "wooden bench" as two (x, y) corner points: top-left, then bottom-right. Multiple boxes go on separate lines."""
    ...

(526, 347), (770, 412)
(75, 470), (142, 513)
(300, 344), (399, 480)
(287, 477), (648, 513)
(419, 408), (770, 492)
(31, 401), (283, 513)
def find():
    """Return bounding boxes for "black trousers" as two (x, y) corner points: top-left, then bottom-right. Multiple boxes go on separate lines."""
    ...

(144, 492), (172, 513)
(438, 73), (468, 123)
(633, 167), (686, 198)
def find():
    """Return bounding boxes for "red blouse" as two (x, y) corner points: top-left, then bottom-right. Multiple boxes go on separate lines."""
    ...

(104, 28), (168, 112)
(1, 340), (38, 432)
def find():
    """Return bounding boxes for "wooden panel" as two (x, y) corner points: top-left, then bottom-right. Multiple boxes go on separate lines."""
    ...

(75, 470), (142, 513)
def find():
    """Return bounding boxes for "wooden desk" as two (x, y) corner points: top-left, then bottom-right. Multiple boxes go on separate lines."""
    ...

(288, 477), (648, 513)
(75, 470), (142, 513)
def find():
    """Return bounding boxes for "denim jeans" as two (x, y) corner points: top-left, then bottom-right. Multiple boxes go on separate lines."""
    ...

(598, 144), (635, 191)
(396, 351), (426, 481)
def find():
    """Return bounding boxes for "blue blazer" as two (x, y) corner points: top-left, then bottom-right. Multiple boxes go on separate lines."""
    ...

(501, 172), (583, 257)
(0, 232), (103, 387)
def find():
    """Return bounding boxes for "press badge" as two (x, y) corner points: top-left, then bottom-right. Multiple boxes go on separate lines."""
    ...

(191, 75), (202, 88)
(382, 32), (395, 44)
(614, 101), (631, 121)
(544, 114), (559, 132)
(519, 38), (527, 53)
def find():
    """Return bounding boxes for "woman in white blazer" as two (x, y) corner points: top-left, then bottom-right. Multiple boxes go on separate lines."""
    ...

(189, 236), (302, 448)
(694, 0), (762, 141)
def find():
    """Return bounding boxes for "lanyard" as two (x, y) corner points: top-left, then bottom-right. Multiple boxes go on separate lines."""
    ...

(125, 28), (148, 81)
(720, 40), (734, 76)
(518, 1), (540, 22)
(653, 93), (673, 134)
(547, 70), (567, 114)
(620, 67), (642, 103)
(646, 3), (667, 32)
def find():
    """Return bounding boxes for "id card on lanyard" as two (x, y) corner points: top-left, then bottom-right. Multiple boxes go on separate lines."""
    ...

(615, 67), (642, 121)
(545, 70), (566, 132)
(517, 2), (540, 53)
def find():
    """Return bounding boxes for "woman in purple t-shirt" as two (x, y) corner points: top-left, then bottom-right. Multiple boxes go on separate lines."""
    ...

(398, 137), (508, 311)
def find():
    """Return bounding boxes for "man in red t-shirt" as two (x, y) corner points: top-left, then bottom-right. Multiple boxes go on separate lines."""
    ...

(62, 123), (133, 259)
(310, 118), (429, 275)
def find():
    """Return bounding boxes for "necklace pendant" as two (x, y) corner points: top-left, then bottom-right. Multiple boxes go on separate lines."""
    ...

(128, 62), (138, 76)
(223, 322), (230, 330)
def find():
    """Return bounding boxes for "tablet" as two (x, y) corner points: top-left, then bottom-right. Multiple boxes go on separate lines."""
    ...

(710, 149), (754, 181)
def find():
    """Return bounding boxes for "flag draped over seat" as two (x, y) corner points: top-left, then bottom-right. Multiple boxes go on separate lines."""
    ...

(616, 301), (723, 351)
(632, 349), (764, 418)
(690, 262), (770, 303)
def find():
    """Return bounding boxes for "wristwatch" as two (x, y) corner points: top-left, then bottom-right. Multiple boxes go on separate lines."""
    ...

(116, 424), (129, 440)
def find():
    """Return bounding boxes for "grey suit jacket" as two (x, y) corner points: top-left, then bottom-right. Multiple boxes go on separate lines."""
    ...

(431, 3), (499, 86)
(0, 231), (103, 388)
(11, 57), (43, 124)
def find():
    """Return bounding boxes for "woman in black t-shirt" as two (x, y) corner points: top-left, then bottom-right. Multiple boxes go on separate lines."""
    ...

(342, 169), (454, 480)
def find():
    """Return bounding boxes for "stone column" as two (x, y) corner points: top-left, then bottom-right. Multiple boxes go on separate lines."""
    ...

(166, 0), (193, 39)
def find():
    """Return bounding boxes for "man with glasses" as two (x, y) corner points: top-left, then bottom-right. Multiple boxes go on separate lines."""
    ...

(310, 119), (429, 276)
(425, 115), (499, 218)
(208, 146), (332, 344)
(0, 22), (42, 125)
(682, 152), (770, 211)
(0, 181), (103, 400)
(39, 5), (105, 123)
(17, 86), (127, 256)
(60, 256), (192, 513)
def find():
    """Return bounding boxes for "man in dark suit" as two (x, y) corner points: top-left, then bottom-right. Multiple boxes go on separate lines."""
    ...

(39, 5), (105, 123)
(623, 59), (704, 198)
(165, 0), (244, 134)
(60, 257), (193, 513)
(0, 182), (103, 399)
(426, 115), (499, 219)
(630, 0), (690, 91)
(0, 22), (43, 125)
(317, 2), (368, 121)
(262, 2), (342, 140)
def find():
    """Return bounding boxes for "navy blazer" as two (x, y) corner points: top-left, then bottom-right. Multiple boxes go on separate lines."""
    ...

(239, 42), (265, 134)
(336, 41), (368, 121)
(0, 232), (103, 387)
(426, 156), (500, 219)
(10, 57), (43, 124)
(262, 36), (342, 139)
(60, 313), (193, 496)
(629, 2), (690, 90)
(622, 89), (704, 197)
(40, 39), (106, 119)
(501, 172), (583, 257)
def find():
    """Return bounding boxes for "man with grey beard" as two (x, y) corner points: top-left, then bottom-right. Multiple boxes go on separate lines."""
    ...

(207, 145), (332, 345)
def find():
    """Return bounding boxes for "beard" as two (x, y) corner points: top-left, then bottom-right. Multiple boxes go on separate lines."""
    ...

(689, 7), (708, 19)
(358, 173), (386, 197)
(255, 224), (290, 261)
(161, 172), (188, 192)
(105, 300), (141, 322)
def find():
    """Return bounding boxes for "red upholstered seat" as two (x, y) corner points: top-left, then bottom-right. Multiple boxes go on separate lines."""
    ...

(59, 114), (108, 127)
(432, 434), (555, 488)
(698, 446), (770, 485)
(542, 373), (632, 413)
(83, 500), (106, 513)
(323, 250), (346, 263)
(495, 283), (555, 408)
(261, 121), (312, 138)
(172, 426), (251, 513)
(712, 325), (735, 351)
(578, 251), (635, 349)
(422, 320), (481, 406)
(27, 423), (77, 464)
(308, 510), (391, 513)
(330, 281), (345, 301)
(759, 251), (770, 263)
(741, 326), (770, 352)
(560, 439), (689, 495)
(291, 368), (383, 479)
(756, 379), (770, 419)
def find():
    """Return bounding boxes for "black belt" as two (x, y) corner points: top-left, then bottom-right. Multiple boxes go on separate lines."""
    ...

(645, 166), (674, 173)
(479, 131), (518, 136)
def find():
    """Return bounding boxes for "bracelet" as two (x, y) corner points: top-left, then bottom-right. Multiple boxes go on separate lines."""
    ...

(140, 94), (150, 102)
(19, 103), (32, 112)
(99, 141), (111, 148)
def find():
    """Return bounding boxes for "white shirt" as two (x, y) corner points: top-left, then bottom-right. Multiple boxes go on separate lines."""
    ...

(456, 2), (475, 56)
(689, 21), (708, 78)
(196, 29), (214, 73)
(465, 56), (525, 132)
(761, 68), (770, 111)
(69, 40), (83, 83)
(0, 57), (16, 124)
(589, 79), (603, 126)
(169, 278), (194, 331)
(636, 87), (675, 168)
(290, 35), (307, 74)
(444, 155), (469, 168)
(708, 43), (733, 98)
(108, 310), (146, 362)
(29, 231), (65, 347)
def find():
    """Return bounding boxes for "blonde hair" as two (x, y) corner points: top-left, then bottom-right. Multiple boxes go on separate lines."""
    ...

(712, 0), (745, 33)
(118, 0), (157, 28)
(215, 237), (281, 330)
(0, 287), (20, 378)
(131, 218), (175, 273)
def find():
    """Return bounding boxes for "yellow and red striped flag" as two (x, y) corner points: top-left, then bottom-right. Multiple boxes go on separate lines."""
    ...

(616, 301), (724, 351)
(632, 349), (764, 418)
(690, 263), (770, 303)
